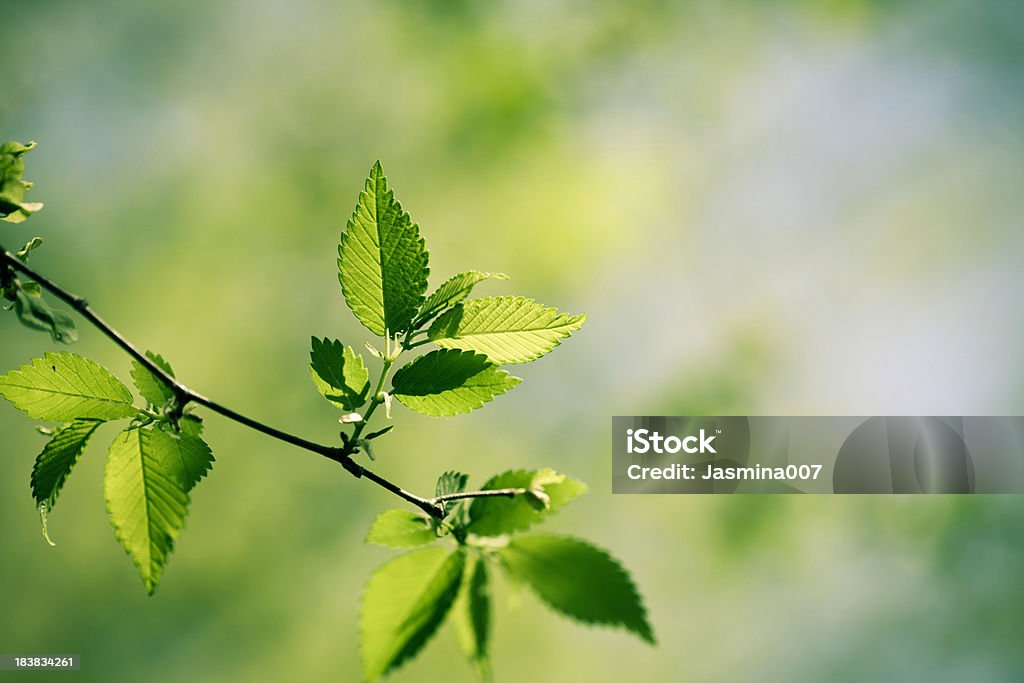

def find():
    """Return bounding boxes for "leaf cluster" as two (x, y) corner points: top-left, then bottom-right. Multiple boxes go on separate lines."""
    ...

(361, 468), (653, 681)
(0, 150), (654, 681)
(0, 351), (211, 592)
(313, 160), (585, 429)
(0, 144), (77, 344)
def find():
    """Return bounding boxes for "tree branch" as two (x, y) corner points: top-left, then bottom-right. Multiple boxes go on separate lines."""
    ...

(2, 247), (530, 519)
(430, 488), (527, 504)
(2, 246), (521, 519)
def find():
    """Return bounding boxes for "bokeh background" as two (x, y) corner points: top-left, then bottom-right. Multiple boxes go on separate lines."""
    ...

(2, 1), (1023, 681)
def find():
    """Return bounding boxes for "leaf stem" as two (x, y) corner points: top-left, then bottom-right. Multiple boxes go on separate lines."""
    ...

(430, 488), (526, 504)
(349, 356), (393, 442)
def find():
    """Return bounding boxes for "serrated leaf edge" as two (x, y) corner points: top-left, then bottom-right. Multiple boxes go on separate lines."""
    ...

(496, 534), (655, 644)
(103, 427), (191, 595)
(338, 161), (430, 337)
(0, 352), (136, 421)
(428, 296), (587, 364)
(30, 418), (104, 508)
(391, 349), (521, 418)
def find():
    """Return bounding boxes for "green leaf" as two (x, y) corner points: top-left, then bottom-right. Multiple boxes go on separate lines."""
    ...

(451, 554), (491, 679)
(0, 141), (44, 223)
(11, 288), (78, 344)
(338, 161), (429, 337)
(16, 236), (44, 260)
(105, 426), (197, 594)
(467, 469), (587, 537)
(19, 281), (41, 297)
(366, 509), (437, 549)
(179, 413), (204, 438)
(154, 423), (214, 491)
(436, 471), (469, 499)
(415, 271), (508, 327)
(435, 471), (470, 526)
(428, 296), (586, 364)
(498, 534), (655, 644)
(0, 352), (136, 421)
(360, 546), (466, 681)
(391, 349), (520, 417)
(31, 419), (103, 543)
(131, 351), (176, 407)
(309, 337), (370, 411)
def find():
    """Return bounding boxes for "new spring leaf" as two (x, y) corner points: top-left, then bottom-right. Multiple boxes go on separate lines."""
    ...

(428, 296), (586, 364)
(309, 337), (370, 411)
(0, 141), (44, 223)
(366, 510), (437, 549)
(415, 271), (508, 327)
(451, 554), (491, 678)
(130, 351), (177, 407)
(361, 546), (466, 681)
(0, 352), (137, 421)
(499, 534), (655, 644)
(31, 419), (103, 544)
(391, 349), (520, 417)
(10, 288), (77, 344)
(338, 162), (429, 337)
(105, 426), (213, 594)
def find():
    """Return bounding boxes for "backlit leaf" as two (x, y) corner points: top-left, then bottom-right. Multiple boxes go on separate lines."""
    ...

(338, 161), (429, 337)
(104, 427), (201, 594)
(451, 554), (491, 679)
(131, 351), (176, 407)
(391, 349), (520, 417)
(428, 296), (585, 364)
(0, 141), (44, 223)
(499, 534), (654, 643)
(31, 419), (103, 542)
(360, 546), (465, 681)
(366, 509), (437, 549)
(415, 271), (507, 327)
(0, 352), (136, 421)
(309, 337), (370, 411)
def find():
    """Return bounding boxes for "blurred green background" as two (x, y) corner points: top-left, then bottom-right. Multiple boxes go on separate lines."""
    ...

(2, 0), (1023, 681)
